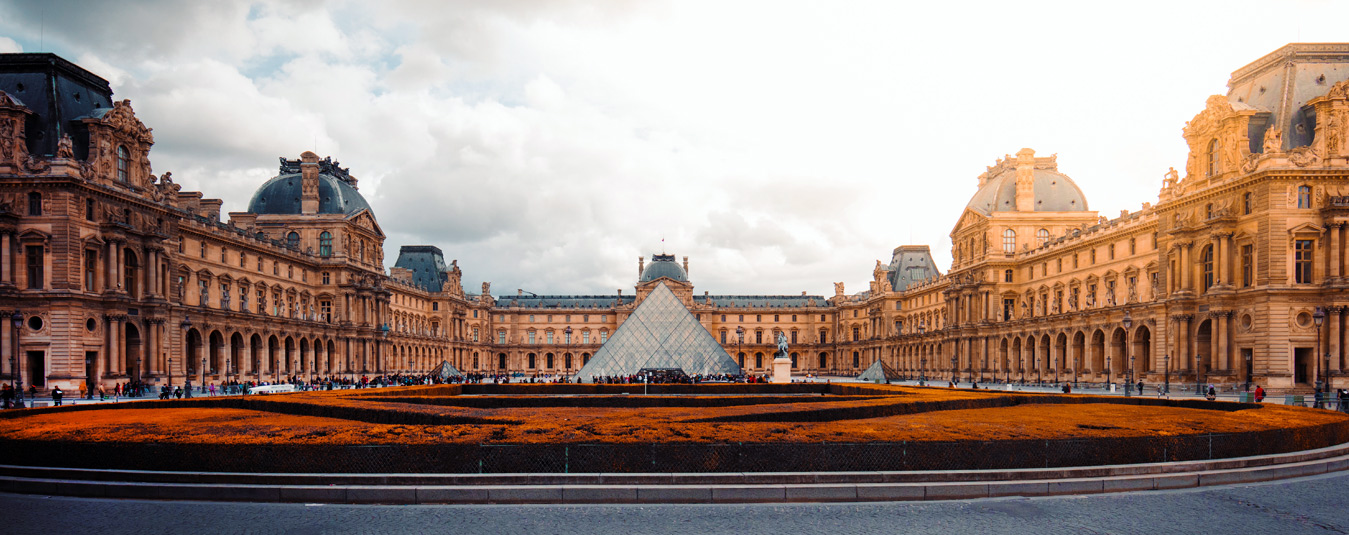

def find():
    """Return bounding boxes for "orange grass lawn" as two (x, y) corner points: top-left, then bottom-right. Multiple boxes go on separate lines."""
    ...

(2, 386), (1344, 445)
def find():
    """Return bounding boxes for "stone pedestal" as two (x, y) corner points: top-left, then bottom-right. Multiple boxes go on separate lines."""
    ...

(772, 357), (792, 383)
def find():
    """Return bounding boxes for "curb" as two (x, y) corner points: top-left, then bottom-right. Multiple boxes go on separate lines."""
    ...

(1, 442), (1346, 504)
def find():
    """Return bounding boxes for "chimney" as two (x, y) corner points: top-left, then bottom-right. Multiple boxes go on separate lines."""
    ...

(638, 256), (644, 279)
(1014, 148), (1036, 212)
(683, 256), (689, 274)
(300, 151), (320, 214)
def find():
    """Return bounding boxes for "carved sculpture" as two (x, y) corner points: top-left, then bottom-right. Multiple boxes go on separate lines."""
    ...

(1263, 127), (1283, 154)
(56, 134), (74, 159)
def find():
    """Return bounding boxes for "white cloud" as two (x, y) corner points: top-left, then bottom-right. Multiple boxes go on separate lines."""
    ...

(2, 0), (1347, 296)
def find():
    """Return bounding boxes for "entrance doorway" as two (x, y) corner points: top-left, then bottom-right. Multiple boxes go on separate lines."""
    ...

(1295, 347), (1314, 384)
(26, 350), (44, 387)
(85, 351), (97, 394)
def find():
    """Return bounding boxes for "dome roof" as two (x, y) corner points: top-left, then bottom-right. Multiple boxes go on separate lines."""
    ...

(640, 254), (688, 283)
(247, 169), (373, 218)
(965, 168), (1088, 215)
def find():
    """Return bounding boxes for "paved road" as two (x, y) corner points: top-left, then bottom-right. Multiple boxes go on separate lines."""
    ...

(5, 471), (1347, 534)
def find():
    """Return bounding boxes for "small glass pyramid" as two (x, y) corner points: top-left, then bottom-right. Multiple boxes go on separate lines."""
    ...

(856, 358), (902, 384)
(431, 360), (463, 381)
(577, 282), (740, 381)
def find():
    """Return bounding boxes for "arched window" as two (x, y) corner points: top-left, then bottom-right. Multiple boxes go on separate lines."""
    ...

(286, 232), (300, 249)
(1298, 185), (1312, 209)
(116, 146), (130, 182)
(319, 231), (332, 257)
(1002, 229), (1016, 253)
(1201, 245), (1214, 291)
(1036, 228), (1050, 246)
(1207, 139), (1220, 177)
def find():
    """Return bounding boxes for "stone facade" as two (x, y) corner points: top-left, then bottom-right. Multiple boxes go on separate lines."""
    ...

(4, 44), (1349, 393)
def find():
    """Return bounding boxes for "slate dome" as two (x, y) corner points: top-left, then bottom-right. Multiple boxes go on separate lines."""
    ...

(965, 168), (1088, 215)
(640, 254), (688, 283)
(247, 156), (374, 218)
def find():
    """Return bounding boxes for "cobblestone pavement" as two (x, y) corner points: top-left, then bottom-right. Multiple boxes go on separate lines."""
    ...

(5, 471), (1347, 534)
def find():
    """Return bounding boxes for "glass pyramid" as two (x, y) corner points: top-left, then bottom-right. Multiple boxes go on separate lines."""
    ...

(431, 360), (463, 380)
(577, 282), (741, 381)
(856, 358), (902, 384)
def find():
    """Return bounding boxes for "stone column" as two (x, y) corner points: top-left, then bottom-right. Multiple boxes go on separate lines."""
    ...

(1215, 313), (1229, 371)
(1332, 225), (1342, 281)
(1180, 243), (1192, 291)
(0, 232), (11, 284)
(1332, 308), (1343, 373)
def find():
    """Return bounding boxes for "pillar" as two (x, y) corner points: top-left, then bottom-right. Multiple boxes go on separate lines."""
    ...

(1332, 225), (1342, 280)
(1215, 314), (1229, 371)
(0, 233), (10, 284)
(1332, 308), (1343, 373)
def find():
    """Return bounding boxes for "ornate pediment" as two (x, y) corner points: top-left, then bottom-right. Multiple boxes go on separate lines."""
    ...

(1182, 94), (1258, 181)
(93, 100), (154, 145)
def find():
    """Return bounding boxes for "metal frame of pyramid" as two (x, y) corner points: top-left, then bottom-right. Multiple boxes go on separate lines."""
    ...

(576, 282), (741, 381)
(431, 360), (463, 380)
(856, 358), (903, 384)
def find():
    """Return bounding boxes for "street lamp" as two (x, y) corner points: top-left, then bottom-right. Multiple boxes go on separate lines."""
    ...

(1123, 312), (1133, 397)
(951, 354), (958, 384)
(736, 326), (745, 373)
(1314, 306), (1326, 405)
(178, 315), (191, 391)
(1106, 355), (1112, 392)
(564, 326), (573, 379)
(1035, 356), (1041, 385)
(1164, 354), (1171, 395)
(10, 311), (22, 407)
(918, 321), (926, 384)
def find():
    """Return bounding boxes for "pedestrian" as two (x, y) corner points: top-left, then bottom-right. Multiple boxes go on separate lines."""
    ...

(1137, 380), (1144, 395)
(174, 386), (182, 399)
(51, 386), (62, 406)
(1254, 384), (1265, 402)
(1206, 385), (1217, 401)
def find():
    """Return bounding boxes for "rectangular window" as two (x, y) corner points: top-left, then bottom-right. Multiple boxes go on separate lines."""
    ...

(1004, 269), (1013, 283)
(85, 199), (94, 221)
(528, 332), (536, 344)
(790, 331), (798, 344)
(239, 253), (246, 267)
(85, 252), (97, 291)
(600, 331), (608, 343)
(1241, 244), (1253, 287)
(721, 331), (727, 344)
(582, 331), (590, 344)
(1108, 244), (1116, 260)
(220, 248), (227, 263)
(256, 289), (265, 314)
(1003, 298), (1015, 320)
(1295, 239), (1314, 283)
(320, 300), (332, 322)
(1090, 249), (1097, 264)
(851, 328), (859, 342)
(819, 329), (828, 344)
(25, 246), (43, 289)
(200, 242), (206, 258)
(472, 327), (479, 342)
(756, 331), (764, 344)
(546, 331), (554, 344)
(1129, 238), (1137, 255)
(498, 331), (506, 344)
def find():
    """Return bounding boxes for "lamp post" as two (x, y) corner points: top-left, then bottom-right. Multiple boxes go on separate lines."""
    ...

(1073, 346), (1080, 390)
(1035, 356), (1041, 385)
(736, 326), (745, 374)
(564, 326), (573, 379)
(201, 356), (206, 393)
(918, 321), (926, 384)
(10, 311), (22, 407)
(1164, 354), (1171, 395)
(226, 357), (231, 391)
(1314, 306), (1326, 404)
(1123, 312), (1133, 397)
(951, 355), (958, 385)
(178, 316), (191, 391)
(1106, 355), (1112, 392)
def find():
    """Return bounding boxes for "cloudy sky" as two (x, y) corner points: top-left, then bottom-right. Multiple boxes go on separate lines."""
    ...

(2, 0), (1347, 297)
